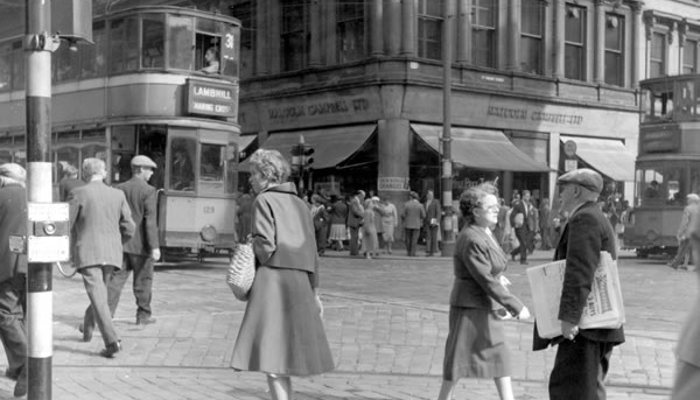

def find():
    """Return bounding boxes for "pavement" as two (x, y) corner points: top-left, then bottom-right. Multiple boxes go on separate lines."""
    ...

(0, 248), (692, 399)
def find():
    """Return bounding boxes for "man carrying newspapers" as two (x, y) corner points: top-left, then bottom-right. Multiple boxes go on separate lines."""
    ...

(532, 168), (625, 400)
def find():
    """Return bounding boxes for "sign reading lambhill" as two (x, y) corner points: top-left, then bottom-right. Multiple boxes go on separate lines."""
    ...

(186, 79), (238, 119)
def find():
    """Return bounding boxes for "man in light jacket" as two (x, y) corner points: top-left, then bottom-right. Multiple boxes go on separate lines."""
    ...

(70, 158), (135, 358)
(669, 194), (700, 270)
(402, 191), (426, 257)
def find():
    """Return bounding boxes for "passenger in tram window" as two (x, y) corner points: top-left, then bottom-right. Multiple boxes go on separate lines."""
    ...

(199, 47), (220, 74)
(170, 148), (194, 191)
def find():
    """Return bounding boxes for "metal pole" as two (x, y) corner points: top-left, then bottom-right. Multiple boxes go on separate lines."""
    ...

(25, 1), (54, 398)
(441, 0), (455, 257)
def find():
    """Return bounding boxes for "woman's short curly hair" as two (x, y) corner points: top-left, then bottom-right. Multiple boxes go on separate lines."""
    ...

(248, 149), (290, 184)
(459, 182), (499, 226)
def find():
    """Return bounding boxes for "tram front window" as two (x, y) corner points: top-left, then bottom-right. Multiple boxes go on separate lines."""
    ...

(200, 143), (225, 195)
(639, 166), (687, 206)
(170, 138), (195, 192)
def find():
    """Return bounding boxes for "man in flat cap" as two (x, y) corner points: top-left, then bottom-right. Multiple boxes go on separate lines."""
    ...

(70, 158), (135, 358)
(0, 164), (29, 396)
(532, 168), (624, 400)
(108, 155), (161, 326)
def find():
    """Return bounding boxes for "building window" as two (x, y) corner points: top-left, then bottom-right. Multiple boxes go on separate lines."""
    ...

(650, 32), (666, 78)
(281, 0), (309, 72)
(337, 0), (366, 63)
(564, 4), (586, 80)
(520, 0), (544, 74)
(683, 39), (698, 75)
(604, 13), (624, 86)
(472, 0), (496, 68)
(417, 0), (443, 60)
(231, 0), (255, 78)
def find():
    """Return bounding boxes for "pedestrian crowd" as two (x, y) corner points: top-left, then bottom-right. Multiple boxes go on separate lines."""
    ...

(1, 150), (699, 400)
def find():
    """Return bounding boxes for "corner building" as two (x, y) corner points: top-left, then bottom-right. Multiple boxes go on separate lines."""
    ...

(228, 0), (645, 208)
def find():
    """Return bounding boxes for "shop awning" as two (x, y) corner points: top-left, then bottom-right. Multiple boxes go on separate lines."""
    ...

(236, 134), (256, 152)
(412, 124), (551, 172)
(259, 125), (376, 169)
(560, 137), (635, 181)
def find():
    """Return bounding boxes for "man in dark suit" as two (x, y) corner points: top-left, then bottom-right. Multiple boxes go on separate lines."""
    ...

(402, 191), (426, 257)
(0, 164), (29, 397)
(510, 189), (536, 264)
(108, 155), (161, 326)
(424, 190), (442, 256)
(346, 190), (364, 256)
(70, 158), (135, 358)
(533, 168), (624, 400)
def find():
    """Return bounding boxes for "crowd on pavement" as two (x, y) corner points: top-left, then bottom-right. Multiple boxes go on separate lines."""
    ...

(1, 147), (700, 400)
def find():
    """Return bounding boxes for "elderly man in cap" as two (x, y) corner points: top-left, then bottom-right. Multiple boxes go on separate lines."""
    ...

(533, 168), (624, 400)
(0, 164), (29, 396)
(668, 193), (700, 271)
(108, 155), (161, 326)
(69, 158), (135, 358)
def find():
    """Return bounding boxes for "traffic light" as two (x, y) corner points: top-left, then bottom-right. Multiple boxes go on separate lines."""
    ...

(290, 143), (304, 176)
(301, 145), (314, 170)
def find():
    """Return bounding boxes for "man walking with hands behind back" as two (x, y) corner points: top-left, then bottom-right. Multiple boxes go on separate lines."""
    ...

(70, 158), (135, 358)
(510, 190), (535, 264)
(108, 155), (161, 326)
(533, 168), (624, 400)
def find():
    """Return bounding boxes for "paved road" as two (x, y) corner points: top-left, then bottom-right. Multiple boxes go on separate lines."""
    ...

(0, 249), (692, 399)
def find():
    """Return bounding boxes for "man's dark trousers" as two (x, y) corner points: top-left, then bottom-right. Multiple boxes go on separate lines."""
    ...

(405, 228), (419, 256)
(425, 225), (439, 255)
(549, 335), (614, 400)
(510, 227), (530, 262)
(0, 275), (26, 379)
(108, 253), (154, 320)
(349, 226), (360, 256)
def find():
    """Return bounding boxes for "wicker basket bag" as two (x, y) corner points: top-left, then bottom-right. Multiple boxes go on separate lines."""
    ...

(226, 242), (256, 301)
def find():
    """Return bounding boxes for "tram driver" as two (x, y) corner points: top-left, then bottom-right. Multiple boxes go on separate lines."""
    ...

(171, 148), (194, 191)
(199, 47), (220, 74)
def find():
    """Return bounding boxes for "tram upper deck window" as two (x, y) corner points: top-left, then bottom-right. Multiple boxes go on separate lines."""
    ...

(644, 88), (674, 122)
(109, 17), (139, 74)
(170, 138), (195, 192)
(200, 143), (225, 195)
(81, 21), (107, 78)
(0, 42), (11, 92)
(677, 79), (699, 118)
(168, 15), (195, 70)
(142, 14), (165, 69)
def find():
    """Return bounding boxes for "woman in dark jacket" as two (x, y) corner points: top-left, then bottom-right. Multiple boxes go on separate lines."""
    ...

(328, 195), (348, 251)
(231, 149), (334, 399)
(437, 183), (530, 400)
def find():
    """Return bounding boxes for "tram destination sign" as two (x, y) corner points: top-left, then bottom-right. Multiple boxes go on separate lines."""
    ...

(186, 79), (238, 118)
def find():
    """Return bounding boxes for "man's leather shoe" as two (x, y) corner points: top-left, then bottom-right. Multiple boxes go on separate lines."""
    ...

(520, 261), (529, 265)
(5, 367), (19, 381)
(136, 316), (156, 326)
(13, 368), (27, 397)
(78, 323), (93, 343)
(100, 341), (121, 358)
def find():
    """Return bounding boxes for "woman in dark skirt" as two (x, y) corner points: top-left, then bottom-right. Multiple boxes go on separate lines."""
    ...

(232, 149), (334, 399)
(437, 183), (531, 400)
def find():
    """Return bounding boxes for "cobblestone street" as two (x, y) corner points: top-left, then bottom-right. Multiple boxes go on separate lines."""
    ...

(0, 249), (691, 399)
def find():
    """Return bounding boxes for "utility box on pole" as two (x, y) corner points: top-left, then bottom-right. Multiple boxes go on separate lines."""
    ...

(51, 0), (93, 43)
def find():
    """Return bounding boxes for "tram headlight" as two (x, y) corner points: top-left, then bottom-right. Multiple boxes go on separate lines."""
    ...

(201, 225), (218, 243)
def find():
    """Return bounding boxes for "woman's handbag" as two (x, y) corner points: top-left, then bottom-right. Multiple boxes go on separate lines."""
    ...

(226, 242), (256, 301)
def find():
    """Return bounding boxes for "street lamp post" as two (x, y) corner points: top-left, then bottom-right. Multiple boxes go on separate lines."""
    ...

(441, 0), (455, 257)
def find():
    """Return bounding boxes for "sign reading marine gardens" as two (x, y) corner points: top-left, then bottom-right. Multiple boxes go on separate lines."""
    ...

(186, 79), (238, 118)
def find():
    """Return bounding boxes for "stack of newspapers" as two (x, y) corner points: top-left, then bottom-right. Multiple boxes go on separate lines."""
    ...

(526, 252), (625, 339)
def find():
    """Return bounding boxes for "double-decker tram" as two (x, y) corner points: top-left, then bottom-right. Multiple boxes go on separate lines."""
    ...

(0, 5), (242, 261)
(624, 74), (700, 257)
